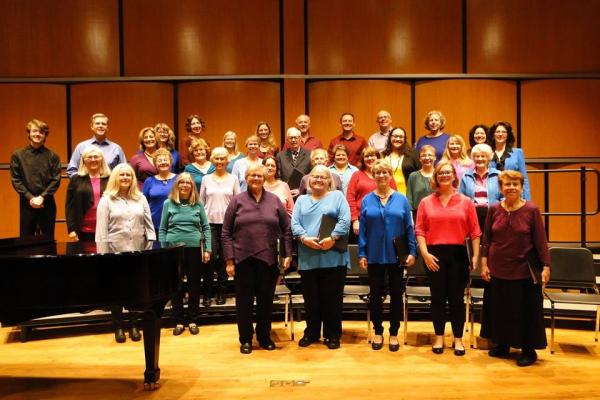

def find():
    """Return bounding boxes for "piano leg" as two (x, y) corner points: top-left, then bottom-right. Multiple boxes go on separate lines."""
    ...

(141, 302), (166, 390)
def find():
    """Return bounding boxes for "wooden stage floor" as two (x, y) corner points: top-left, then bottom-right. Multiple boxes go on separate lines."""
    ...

(0, 321), (599, 400)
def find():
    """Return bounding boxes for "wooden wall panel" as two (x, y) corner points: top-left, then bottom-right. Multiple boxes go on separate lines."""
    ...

(467, 0), (600, 73)
(522, 80), (600, 158)
(308, 80), (412, 150)
(283, 0), (305, 74)
(0, 171), (20, 238)
(178, 81), (281, 150)
(123, 0), (280, 76)
(284, 79), (306, 135)
(0, 0), (119, 77)
(308, 0), (462, 74)
(70, 83), (174, 161)
(0, 84), (67, 163)
(414, 79), (517, 144)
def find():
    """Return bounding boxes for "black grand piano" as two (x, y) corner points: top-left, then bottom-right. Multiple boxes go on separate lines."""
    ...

(0, 236), (181, 389)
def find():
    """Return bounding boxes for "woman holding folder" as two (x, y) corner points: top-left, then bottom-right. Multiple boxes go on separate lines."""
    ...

(291, 165), (351, 349)
(480, 170), (550, 366)
(358, 160), (417, 351)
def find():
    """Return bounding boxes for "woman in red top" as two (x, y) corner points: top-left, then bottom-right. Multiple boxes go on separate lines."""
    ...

(415, 160), (481, 356)
(346, 147), (396, 239)
(480, 170), (550, 367)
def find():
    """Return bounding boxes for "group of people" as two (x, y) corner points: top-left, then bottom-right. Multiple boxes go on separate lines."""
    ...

(9, 109), (550, 366)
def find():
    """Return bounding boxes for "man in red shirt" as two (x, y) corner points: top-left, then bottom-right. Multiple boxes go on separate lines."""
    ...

(327, 113), (367, 167)
(284, 114), (323, 151)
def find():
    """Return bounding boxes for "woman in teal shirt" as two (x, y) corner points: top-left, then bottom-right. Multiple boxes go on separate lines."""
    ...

(159, 172), (212, 336)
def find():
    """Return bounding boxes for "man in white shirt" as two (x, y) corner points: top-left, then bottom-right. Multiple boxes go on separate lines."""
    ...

(368, 110), (394, 153)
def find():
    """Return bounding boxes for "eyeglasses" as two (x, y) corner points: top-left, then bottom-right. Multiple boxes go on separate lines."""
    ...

(437, 171), (454, 176)
(311, 175), (330, 181)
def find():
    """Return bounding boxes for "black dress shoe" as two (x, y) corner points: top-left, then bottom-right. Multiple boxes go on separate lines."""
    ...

(215, 294), (226, 305)
(130, 326), (141, 342)
(189, 323), (199, 335)
(240, 343), (253, 354)
(389, 336), (400, 352)
(516, 350), (537, 367)
(454, 347), (466, 356)
(488, 345), (510, 358)
(371, 335), (384, 350)
(432, 346), (444, 354)
(115, 328), (126, 343)
(202, 296), (212, 307)
(173, 325), (185, 336)
(327, 339), (340, 349)
(298, 336), (318, 347)
(259, 340), (276, 351)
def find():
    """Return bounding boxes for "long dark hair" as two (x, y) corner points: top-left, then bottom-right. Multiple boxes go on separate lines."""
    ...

(382, 127), (411, 157)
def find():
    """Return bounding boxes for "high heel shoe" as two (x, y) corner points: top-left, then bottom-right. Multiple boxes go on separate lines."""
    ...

(388, 336), (400, 352)
(371, 335), (384, 350)
(452, 341), (466, 356)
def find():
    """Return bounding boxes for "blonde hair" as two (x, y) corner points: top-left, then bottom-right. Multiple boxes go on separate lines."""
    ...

(154, 122), (176, 151)
(168, 172), (199, 205)
(77, 146), (111, 177)
(441, 134), (470, 165)
(470, 143), (494, 160)
(255, 121), (277, 150)
(245, 163), (267, 180)
(372, 159), (393, 175)
(138, 127), (157, 151)
(188, 138), (210, 157)
(310, 148), (329, 166)
(210, 147), (229, 163)
(309, 165), (336, 191)
(103, 163), (141, 200)
(424, 110), (446, 131)
(245, 135), (260, 147)
(152, 147), (173, 166)
(431, 160), (458, 190)
(222, 131), (238, 150)
(90, 113), (108, 125)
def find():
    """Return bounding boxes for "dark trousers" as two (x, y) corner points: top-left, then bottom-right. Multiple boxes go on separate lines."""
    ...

(368, 263), (405, 335)
(110, 307), (140, 328)
(171, 247), (204, 324)
(206, 224), (227, 296)
(299, 266), (346, 340)
(234, 257), (279, 344)
(425, 245), (469, 337)
(19, 196), (56, 238)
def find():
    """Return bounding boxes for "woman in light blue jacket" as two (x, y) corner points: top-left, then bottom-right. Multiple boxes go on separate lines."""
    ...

(459, 144), (503, 230)
(488, 121), (530, 200)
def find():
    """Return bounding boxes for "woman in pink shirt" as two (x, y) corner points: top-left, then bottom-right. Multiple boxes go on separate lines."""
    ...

(415, 160), (481, 356)
(262, 155), (294, 216)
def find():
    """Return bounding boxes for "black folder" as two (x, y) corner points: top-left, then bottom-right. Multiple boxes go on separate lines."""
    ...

(287, 168), (304, 190)
(526, 249), (543, 285)
(465, 237), (474, 269)
(392, 236), (410, 265)
(318, 214), (348, 252)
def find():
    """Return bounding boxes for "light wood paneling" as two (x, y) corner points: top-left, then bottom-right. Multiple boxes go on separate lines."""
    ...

(0, 0), (119, 77)
(178, 81), (281, 150)
(308, 0), (462, 74)
(0, 84), (67, 163)
(283, 0), (305, 74)
(467, 0), (600, 73)
(308, 80), (412, 149)
(414, 79), (517, 143)
(123, 0), (280, 76)
(522, 80), (600, 158)
(283, 79), (306, 136)
(70, 83), (174, 161)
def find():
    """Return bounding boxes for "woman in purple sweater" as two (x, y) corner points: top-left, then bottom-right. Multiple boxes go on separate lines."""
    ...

(481, 170), (550, 367)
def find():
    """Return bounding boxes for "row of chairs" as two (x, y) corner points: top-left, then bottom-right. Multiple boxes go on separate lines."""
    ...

(277, 245), (600, 352)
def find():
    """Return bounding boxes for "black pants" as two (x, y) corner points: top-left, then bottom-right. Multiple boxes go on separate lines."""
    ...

(206, 224), (227, 296)
(425, 245), (469, 337)
(299, 266), (346, 341)
(110, 307), (140, 329)
(19, 196), (56, 238)
(171, 247), (204, 324)
(368, 263), (405, 335)
(234, 258), (279, 344)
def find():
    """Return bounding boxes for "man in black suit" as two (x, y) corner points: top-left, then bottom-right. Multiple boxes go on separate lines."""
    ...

(276, 127), (312, 197)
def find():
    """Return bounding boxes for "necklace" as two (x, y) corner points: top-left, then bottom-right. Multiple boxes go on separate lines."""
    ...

(375, 189), (392, 199)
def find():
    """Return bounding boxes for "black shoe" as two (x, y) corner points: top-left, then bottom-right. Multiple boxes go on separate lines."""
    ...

(389, 335), (400, 352)
(516, 350), (537, 367)
(215, 294), (226, 305)
(454, 348), (466, 356)
(115, 328), (126, 343)
(432, 346), (444, 354)
(488, 345), (510, 358)
(259, 340), (276, 351)
(298, 336), (318, 347)
(189, 323), (199, 335)
(173, 324), (185, 336)
(371, 335), (384, 350)
(240, 342), (253, 354)
(130, 326), (141, 342)
(202, 296), (212, 307)
(327, 339), (340, 349)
